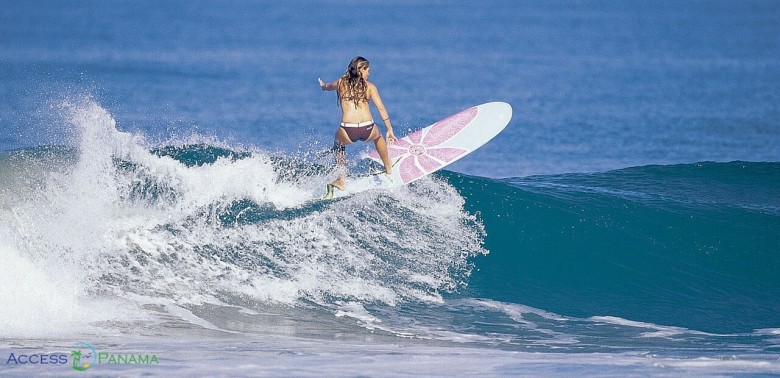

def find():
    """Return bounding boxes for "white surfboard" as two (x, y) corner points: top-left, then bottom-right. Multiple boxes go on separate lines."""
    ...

(327, 102), (512, 198)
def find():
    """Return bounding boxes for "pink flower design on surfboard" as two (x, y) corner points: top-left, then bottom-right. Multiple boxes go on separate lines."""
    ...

(369, 106), (478, 184)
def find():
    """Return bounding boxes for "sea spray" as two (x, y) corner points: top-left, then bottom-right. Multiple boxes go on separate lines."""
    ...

(0, 99), (488, 338)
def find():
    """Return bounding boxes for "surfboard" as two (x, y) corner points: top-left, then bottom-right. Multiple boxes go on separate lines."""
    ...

(326, 102), (512, 199)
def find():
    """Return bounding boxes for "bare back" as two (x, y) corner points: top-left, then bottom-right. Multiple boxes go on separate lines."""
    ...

(338, 79), (376, 123)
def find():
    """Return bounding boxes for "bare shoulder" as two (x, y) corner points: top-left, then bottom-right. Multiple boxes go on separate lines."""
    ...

(367, 81), (379, 95)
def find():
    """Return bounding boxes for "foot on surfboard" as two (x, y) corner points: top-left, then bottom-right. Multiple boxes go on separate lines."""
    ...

(324, 183), (335, 200)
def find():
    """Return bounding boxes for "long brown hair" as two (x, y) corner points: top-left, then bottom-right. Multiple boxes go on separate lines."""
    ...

(337, 56), (370, 109)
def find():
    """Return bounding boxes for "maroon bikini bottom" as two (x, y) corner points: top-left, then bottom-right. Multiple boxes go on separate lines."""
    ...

(340, 123), (375, 143)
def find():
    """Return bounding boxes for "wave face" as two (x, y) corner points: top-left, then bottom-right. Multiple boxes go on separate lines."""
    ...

(0, 100), (485, 337)
(1, 100), (777, 342)
(450, 162), (780, 334)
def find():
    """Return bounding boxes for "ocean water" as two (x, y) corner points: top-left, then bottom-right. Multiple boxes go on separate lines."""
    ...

(1, 0), (779, 376)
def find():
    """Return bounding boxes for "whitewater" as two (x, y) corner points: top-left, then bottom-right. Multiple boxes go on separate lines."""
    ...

(1, 99), (778, 376)
(2, 0), (780, 376)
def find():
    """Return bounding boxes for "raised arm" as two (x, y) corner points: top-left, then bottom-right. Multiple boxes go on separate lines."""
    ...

(318, 78), (339, 91)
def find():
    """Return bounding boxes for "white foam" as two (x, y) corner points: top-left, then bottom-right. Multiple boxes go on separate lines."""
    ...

(163, 304), (237, 334)
(5, 336), (779, 377)
(0, 241), (81, 337)
(448, 298), (579, 345)
(0, 239), (142, 338)
(0, 98), (488, 339)
(589, 315), (711, 338)
(334, 301), (382, 328)
(755, 328), (780, 335)
(466, 298), (568, 323)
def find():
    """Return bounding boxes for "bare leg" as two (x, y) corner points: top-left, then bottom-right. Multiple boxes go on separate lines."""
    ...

(369, 128), (393, 175)
(331, 127), (353, 190)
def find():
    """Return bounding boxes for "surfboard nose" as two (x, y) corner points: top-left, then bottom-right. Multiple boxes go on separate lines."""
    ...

(482, 102), (513, 121)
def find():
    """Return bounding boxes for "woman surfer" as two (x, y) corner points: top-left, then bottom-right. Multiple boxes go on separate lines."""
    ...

(318, 56), (396, 199)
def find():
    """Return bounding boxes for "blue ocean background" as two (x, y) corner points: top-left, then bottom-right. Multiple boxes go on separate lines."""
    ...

(1, 1), (779, 376)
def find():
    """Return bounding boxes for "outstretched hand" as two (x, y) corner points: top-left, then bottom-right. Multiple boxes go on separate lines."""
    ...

(318, 78), (326, 91)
